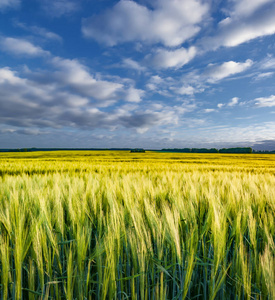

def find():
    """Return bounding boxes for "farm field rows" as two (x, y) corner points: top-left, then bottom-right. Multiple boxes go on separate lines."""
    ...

(0, 151), (275, 299)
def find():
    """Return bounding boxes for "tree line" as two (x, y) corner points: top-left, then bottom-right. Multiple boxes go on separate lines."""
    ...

(1, 147), (275, 154)
(160, 147), (254, 153)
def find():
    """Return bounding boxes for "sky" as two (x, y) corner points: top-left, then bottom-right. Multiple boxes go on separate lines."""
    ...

(1, 0), (275, 150)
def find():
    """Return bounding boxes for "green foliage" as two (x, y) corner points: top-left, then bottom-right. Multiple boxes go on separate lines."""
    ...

(191, 148), (219, 153)
(219, 147), (252, 153)
(130, 149), (145, 153)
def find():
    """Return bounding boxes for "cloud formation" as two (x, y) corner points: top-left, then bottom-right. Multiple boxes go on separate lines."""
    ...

(1, 1), (275, 149)
(166, 59), (253, 96)
(82, 0), (209, 47)
(202, 1), (275, 49)
(260, 56), (275, 69)
(0, 61), (180, 135)
(14, 21), (62, 42)
(122, 58), (146, 72)
(0, 0), (20, 11)
(147, 46), (197, 69)
(175, 85), (196, 96)
(228, 97), (239, 106)
(51, 57), (123, 101)
(252, 139), (275, 150)
(228, 0), (273, 18)
(124, 87), (145, 103)
(0, 37), (49, 56)
(205, 59), (253, 83)
(40, 0), (79, 17)
(254, 95), (275, 107)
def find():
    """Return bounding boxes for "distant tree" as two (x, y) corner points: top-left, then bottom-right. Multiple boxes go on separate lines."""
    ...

(160, 148), (191, 153)
(191, 148), (219, 153)
(219, 147), (252, 153)
(130, 149), (145, 153)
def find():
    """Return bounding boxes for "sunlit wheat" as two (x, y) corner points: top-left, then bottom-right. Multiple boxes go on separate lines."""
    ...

(0, 151), (274, 299)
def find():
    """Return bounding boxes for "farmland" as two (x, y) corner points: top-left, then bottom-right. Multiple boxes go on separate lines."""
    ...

(0, 151), (275, 299)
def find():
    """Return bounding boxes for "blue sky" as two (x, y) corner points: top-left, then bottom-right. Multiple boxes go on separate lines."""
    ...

(1, 0), (275, 149)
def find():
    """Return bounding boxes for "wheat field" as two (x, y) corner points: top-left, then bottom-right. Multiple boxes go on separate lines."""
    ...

(0, 151), (275, 299)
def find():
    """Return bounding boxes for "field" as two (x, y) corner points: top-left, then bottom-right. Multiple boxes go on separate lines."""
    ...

(0, 151), (275, 299)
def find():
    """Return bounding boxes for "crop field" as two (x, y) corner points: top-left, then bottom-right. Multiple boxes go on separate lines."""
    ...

(0, 151), (275, 299)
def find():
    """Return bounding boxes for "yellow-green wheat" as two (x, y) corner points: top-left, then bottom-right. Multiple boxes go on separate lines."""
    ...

(0, 151), (274, 299)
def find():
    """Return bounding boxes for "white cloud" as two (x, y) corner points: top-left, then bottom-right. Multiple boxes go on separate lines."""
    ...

(82, 0), (209, 47)
(228, 0), (273, 18)
(168, 59), (253, 97)
(0, 37), (49, 56)
(146, 72), (205, 97)
(185, 122), (275, 145)
(31, 27), (62, 42)
(0, 128), (16, 134)
(254, 72), (274, 80)
(146, 83), (157, 91)
(255, 95), (275, 107)
(124, 87), (145, 103)
(176, 85), (195, 95)
(0, 67), (22, 84)
(204, 108), (216, 113)
(146, 75), (164, 91)
(51, 57), (123, 101)
(260, 56), (275, 69)
(0, 58), (146, 134)
(150, 75), (163, 84)
(223, 19), (275, 48)
(203, 2), (275, 49)
(0, 66), (164, 132)
(148, 46), (197, 69)
(206, 59), (253, 83)
(40, 0), (79, 17)
(0, 0), (20, 10)
(3, 62), (275, 146)
(0, 67), (89, 111)
(228, 97), (239, 106)
(14, 21), (62, 42)
(122, 58), (146, 72)
(0, 68), (58, 120)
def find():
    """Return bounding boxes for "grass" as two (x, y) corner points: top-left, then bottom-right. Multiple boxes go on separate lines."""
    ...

(0, 151), (274, 299)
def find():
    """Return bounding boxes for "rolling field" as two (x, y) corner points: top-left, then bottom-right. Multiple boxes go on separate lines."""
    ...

(0, 151), (275, 299)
